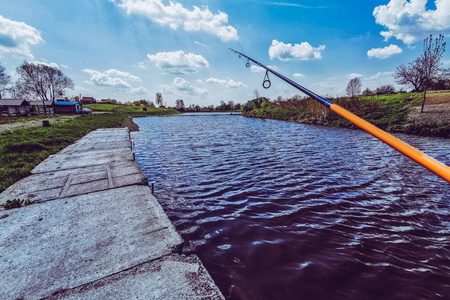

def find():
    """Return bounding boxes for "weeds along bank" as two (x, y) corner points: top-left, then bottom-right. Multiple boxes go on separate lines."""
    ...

(0, 108), (179, 193)
(242, 92), (450, 138)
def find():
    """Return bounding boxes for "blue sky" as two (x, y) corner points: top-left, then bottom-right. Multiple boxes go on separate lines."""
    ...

(1, 0), (450, 106)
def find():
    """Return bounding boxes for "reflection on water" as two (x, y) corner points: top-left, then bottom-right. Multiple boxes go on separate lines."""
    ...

(132, 115), (450, 300)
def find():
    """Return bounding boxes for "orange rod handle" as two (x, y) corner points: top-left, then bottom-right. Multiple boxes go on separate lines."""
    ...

(330, 104), (450, 183)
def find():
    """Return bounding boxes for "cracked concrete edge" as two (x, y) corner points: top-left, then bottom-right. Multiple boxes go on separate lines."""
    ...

(44, 254), (225, 300)
(1, 161), (149, 207)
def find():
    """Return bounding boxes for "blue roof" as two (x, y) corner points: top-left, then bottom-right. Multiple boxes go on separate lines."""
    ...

(54, 101), (79, 105)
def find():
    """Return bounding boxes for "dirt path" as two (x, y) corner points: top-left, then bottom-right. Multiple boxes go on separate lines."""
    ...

(407, 93), (450, 124)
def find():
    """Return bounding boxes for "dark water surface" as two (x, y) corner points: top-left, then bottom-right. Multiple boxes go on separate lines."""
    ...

(132, 115), (450, 300)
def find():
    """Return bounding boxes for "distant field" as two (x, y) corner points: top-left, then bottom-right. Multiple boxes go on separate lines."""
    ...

(86, 103), (180, 115)
(426, 90), (450, 104)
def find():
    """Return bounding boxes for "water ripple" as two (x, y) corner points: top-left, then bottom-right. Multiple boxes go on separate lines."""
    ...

(132, 115), (450, 300)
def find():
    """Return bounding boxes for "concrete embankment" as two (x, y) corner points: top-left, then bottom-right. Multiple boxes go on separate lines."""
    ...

(0, 128), (224, 299)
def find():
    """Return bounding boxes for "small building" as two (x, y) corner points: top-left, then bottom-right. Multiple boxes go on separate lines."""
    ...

(54, 101), (81, 114)
(29, 100), (54, 115)
(80, 97), (96, 105)
(0, 99), (31, 116)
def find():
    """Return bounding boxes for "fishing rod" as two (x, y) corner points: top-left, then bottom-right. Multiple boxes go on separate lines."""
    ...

(229, 48), (450, 183)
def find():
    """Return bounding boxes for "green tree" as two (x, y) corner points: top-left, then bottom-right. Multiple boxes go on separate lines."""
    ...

(16, 61), (74, 114)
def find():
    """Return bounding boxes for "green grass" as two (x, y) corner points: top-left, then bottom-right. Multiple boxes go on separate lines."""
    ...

(0, 114), (75, 125)
(0, 113), (129, 193)
(243, 92), (449, 137)
(87, 103), (181, 115)
(0, 105), (180, 193)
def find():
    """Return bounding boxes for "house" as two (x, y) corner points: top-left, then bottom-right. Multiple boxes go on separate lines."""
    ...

(54, 101), (81, 114)
(80, 97), (96, 105)
(0, 99), (31, 116)
(29, 100), (54, 114)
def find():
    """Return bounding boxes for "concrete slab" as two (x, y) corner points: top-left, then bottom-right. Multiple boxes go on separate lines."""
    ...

(0, 185), (183, 300)
(0, 161), (148, 205)
(57, 128), (131, 155)
(83, 130), (130, 140)
(59, 140), (132, 154)
(46, 254), (224, 300)
(32, 148), (135, 174)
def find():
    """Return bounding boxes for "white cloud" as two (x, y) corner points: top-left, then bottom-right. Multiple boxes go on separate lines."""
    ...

(131, 86), (149, 94)
(366, 71), (394, 80)
(251, 65), (278, 73)
(263, 2), (335, 9)
(346, 73), (363, 79)
(293, 73), (305, 78)
(115, 0), (238, 42)
(28, 60), (59, 68)
(83, 68), (143, 89)
(269, 40), (325, 61)
(367, 44), (403, 59)
(133, 61), (147, 69)
(147, 50), (209, 74)
(373, 0), (450, 44)
(194, 41), (207, 47)
(251, 65), (265, 73)
(0, 15), (43, 59)
(165, 77), (208, 96)
(104, 69), (142, 81)
(206, 77), (246, 88)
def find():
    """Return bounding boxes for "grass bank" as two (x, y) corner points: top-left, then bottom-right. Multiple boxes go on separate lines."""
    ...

(87, 103), (180, 115)
(0, 114), (75, 125)
(0, 108), (179, 193)
(242, 92), (450, 138)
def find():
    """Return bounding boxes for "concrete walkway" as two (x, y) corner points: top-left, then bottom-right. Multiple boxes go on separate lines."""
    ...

(0, 128), (224, 299)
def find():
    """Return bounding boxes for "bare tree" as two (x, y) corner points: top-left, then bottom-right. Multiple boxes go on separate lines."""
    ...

(346, 77), (362, 98)
(394, 34), (447, 112)
(362, 88), (374, 96)
(0, 63), (11, 99)
(16, 61), (74, 114)
(393, 60), (424, 92)
(175, 99), (185, 111)
(155, 92), (163, 107)
(375, 84), (396, 95)
(253, 89), (260, 99)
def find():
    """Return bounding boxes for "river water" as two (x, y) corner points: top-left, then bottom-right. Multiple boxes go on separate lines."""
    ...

(132, 115), (450, 300)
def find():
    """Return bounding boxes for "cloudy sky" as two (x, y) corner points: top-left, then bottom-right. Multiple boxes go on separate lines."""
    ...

(1, 0), (450, 106)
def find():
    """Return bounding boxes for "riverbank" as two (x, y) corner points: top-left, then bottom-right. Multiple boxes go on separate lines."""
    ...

(0, 128), (224, 299)
(242, 91), (450, 138)
(0, 109), (178, 193)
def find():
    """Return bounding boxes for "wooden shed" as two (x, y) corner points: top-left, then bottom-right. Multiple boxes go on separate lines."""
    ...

(0, 99), (31, 116)
(29, 100), (54, 114)
(54, 101), (81, 114)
